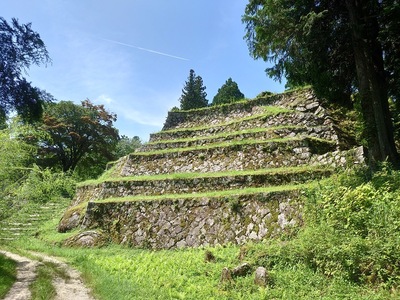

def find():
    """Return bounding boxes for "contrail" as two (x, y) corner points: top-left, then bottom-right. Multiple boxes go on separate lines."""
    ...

(101, 38), (189, 61)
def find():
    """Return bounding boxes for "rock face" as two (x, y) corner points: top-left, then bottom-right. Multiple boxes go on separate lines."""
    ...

(59, 88), (364, 248)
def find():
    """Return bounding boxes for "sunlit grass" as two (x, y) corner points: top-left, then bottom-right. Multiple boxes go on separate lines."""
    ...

(29, 264), (57, 300)
(7, 234), (394, 300)
(0, 254), (17, 298)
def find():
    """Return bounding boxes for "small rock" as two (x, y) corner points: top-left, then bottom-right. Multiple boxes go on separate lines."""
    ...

(64, 230), (105, 247)
(254, 266), (268, 287)
(232, 262), (252, 277)
(58, 211), (81, 233)
(306, 102), (320, 111)
(220, 267), (232, 282)
(204, 250), (216, 263)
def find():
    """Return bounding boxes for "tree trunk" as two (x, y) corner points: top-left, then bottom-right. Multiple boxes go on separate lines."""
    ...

(345, 0), (400, 169)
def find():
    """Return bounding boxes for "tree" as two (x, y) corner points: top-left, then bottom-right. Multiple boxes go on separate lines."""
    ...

(179, 69), (208, 110)
(243, 0), (400, 168)
(114, 135), (142, 158)
(0, 17), (51, 123)
(212, 78), (245, 105)
(32, 100), (119, 173)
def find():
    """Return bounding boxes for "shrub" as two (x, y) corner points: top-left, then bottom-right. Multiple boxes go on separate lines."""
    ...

(16, 165), (76, 203)
(302, 166), (400, 287)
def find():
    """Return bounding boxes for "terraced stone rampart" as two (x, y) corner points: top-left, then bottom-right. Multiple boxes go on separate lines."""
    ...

(150, 111), (336, 143)
(144, 126), (336, 152)
(72, 168), (331, 205)
(58, 88), (364, 249)
(115, 138), (335, 177)
(161, 89), (320, 131)
(78, 190), (302, 249)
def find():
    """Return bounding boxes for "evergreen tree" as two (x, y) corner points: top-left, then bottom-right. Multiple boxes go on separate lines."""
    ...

(243, 0), (400, 168)
(179, 69), (208, 110)
(212, 78), (245, 105)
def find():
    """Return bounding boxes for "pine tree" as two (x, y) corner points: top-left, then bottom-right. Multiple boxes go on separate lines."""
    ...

(212, 78), (245, 105)
(179, 69), (208, 110)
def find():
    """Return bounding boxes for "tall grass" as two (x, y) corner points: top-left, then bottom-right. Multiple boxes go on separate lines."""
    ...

(29, 264), (57, 300)
(0, 254), (17, 298)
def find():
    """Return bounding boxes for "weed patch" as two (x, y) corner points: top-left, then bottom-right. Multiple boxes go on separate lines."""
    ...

(0, 254), (17, 298)
(29, 263), (57, 300)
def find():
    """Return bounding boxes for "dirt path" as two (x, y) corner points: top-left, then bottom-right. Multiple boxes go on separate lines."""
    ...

(0, 250), (95, 300)
(0, 251), (38, 300)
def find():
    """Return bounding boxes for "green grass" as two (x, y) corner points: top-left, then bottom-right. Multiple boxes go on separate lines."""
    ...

(81, 165), (331, 186)
(30, 263), (57, 300)
(7, 235), (395, 300)
(0, 253), (17, 298)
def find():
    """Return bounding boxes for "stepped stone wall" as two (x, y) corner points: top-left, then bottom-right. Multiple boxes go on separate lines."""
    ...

(59, 88), (364, 248)
(161, 89), (325, 131)
(79, 191), (302, 249)
(71, 169), (332, 205)
(116, 139), (326, 177)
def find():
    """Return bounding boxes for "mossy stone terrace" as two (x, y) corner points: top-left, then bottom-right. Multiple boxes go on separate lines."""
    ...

(58, 88), (364, 249)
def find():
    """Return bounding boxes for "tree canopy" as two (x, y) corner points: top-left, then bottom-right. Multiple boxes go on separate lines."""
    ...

(114, 135), (142, 158)
(212, 78), (245, 106)
(243, 0), (400, 168)
(31, 100), (119, 173)
(0, 17), (51, 123)
(179, 69), (208, 110)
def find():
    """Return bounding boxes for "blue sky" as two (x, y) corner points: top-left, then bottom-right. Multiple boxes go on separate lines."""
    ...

(1, 1), (285, 141)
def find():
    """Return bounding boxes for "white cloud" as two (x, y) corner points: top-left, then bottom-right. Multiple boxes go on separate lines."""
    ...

(95, 94), (114, 105)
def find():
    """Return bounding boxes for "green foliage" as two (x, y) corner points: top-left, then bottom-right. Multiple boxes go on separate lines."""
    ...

(179, 69), (208, 110)
(243, 0), (400, 167)
(0, 121), (77, 220)
(0, 126), (36, 219)
(212, 78), (245, 105)
(380, 0), (400, 103)
(0, 254), (17, 298)
(0, 127), (35, 189)
(243, 0), (355, 107)
(15, 165), (76, 203)
(114, 135), (142, 158)
(29, 100), (119, 176)
(302, 166), (400, 287)
(0, 17), (51, 123)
